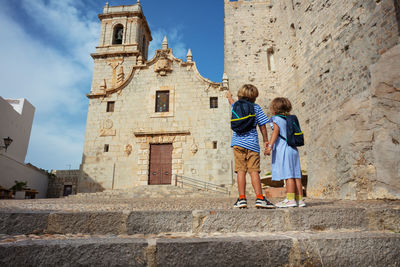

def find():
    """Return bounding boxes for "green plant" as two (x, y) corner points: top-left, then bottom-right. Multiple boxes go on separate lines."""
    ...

(10, 180), (28, 192)
(265, 171), (272, 176)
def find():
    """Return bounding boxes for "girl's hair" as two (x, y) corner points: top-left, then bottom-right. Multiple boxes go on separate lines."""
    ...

(270, 97), (292, 115)
(237, 84), (259, 103)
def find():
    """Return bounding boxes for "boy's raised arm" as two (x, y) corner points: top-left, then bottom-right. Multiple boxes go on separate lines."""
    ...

(226, 90), (235, 106)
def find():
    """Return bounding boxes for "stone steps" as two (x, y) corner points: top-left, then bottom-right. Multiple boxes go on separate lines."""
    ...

(1, 231), (399, 266)
(1, 199), (399, 266)
(68, 185), (230, 199)
(1, 206), (399, 235)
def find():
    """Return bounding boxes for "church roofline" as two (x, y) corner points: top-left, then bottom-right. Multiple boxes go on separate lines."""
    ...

(87, 41), (224, 99)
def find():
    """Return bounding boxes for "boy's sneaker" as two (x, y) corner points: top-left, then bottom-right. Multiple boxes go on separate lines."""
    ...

(255, 197), (275, 209)
(234, 198), (247, 209)
(275, 198), (297, 208)
(297, 199), (306, 207)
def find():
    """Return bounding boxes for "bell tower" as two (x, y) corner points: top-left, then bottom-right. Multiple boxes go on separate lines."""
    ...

(90, 0), (152, 94)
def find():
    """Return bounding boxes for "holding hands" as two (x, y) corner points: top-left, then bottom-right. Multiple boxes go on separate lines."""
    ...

(264, 142), (272, 156)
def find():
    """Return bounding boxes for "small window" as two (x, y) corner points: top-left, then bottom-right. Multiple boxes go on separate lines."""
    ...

(112, 24), (124, 45)
(142, 36), (147, 60)
(267, 48), (275, 72)
(63, 185), (72, 197)
(213, 141), (218, 149)
(107, 101), (115, 112)
(104, 144), (109, 152)
(210, 97), (218, 108)
(155, 91), (169, 112)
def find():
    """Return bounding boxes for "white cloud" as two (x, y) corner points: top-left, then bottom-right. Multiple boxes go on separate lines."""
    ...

(149, 27), (188, 59)
(26, 120), (85, 171)
(20, 0), (99, 70)
(0, 0), (189, 170)
(0, 0), (99, 170)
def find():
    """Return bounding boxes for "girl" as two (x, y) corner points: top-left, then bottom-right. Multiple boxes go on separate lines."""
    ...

(265, 97), (305, 207)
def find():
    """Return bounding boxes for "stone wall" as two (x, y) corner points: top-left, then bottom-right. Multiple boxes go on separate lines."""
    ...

(47, 170), (79, 198)
(224, 0), (400, 199)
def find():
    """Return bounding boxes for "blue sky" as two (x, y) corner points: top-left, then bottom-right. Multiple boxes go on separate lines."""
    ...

(0, 0), (224, 170)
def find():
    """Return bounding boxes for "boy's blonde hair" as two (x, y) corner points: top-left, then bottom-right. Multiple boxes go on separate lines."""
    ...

(237, 84), (259, 103)
(270, 97), (292, 115)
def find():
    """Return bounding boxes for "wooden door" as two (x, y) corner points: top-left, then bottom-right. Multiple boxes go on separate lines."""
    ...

(149, 144), (172, 185)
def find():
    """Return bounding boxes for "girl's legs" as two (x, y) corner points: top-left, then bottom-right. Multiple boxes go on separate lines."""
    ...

(294, 178), (303, 198)
(285, 178), (296, 202)
(285, 178), (296, 194)
(276, 178), (297, 207)
(294, 178), (305, 206)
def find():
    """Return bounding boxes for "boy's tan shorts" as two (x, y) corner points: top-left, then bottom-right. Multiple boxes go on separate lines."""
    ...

(233, 146), (260, 173)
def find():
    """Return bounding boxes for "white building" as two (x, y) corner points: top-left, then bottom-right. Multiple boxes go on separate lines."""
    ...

(0, 97), (48, 198)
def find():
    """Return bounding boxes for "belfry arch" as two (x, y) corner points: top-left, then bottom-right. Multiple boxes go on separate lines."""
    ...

(112, 24), (124, 45)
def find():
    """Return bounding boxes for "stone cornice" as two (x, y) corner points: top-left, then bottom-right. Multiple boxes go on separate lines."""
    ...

(133, 131), (191, 137)
(91, 50), (140, 59)
(99, 11), (143, 20)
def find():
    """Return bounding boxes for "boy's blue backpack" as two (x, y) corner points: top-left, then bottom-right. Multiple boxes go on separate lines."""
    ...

(277, 115), (304, 147)
(231, 99), (256, 134)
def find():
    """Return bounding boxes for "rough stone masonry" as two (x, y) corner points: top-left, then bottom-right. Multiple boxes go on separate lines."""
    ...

(224, 0), (400, 199)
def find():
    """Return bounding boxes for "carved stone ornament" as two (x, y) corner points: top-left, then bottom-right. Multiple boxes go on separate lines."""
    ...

(124, 144), (132, 156)
(154, 51), (172, 76)
(103, 119), (113, 129)
(190, 143), (198, 155)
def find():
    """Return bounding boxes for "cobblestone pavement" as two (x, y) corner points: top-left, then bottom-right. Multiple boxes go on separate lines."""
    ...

(0, 197), (399, 212)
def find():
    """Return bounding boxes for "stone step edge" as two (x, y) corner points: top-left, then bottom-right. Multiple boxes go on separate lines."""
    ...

(1, 207), (399, 235)
(0, 231), (399, 266)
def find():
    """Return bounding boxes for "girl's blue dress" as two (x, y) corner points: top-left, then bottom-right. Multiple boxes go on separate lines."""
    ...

(271, 116), (302, 181)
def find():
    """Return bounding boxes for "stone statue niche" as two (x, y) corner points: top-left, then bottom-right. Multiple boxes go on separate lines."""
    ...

(113, 25), (123, 45)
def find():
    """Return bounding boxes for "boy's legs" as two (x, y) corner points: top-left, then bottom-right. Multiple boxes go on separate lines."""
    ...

(233, 146), (248, 208)
(249, 171), (262, 196)
(250, 171), (274, 208)
(237, 171), (246, 196)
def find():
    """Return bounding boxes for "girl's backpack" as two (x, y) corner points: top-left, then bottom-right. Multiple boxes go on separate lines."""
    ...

(276, 115), (304, 147)
(231, 99), (256, 134)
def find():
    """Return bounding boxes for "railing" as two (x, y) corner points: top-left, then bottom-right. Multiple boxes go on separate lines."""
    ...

(174, 175), (230, 195)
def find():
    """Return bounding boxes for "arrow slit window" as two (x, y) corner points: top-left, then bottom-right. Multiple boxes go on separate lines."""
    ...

(155, 91), (169, 112)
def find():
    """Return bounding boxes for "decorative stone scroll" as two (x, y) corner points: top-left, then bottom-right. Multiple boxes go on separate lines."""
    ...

(124, 144), (132, 156)
(190, 143), (198, 155)
(154, 51), (172, 76)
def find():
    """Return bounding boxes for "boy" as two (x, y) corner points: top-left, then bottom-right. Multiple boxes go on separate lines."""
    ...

(227, 84), (275, 209)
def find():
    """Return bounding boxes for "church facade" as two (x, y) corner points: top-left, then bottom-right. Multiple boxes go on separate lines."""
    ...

(79, 2), (234, 192)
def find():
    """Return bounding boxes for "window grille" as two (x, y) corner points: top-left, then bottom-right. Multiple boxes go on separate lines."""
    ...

(210, 97), (218, 108)
(155, 91), (169, 112)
